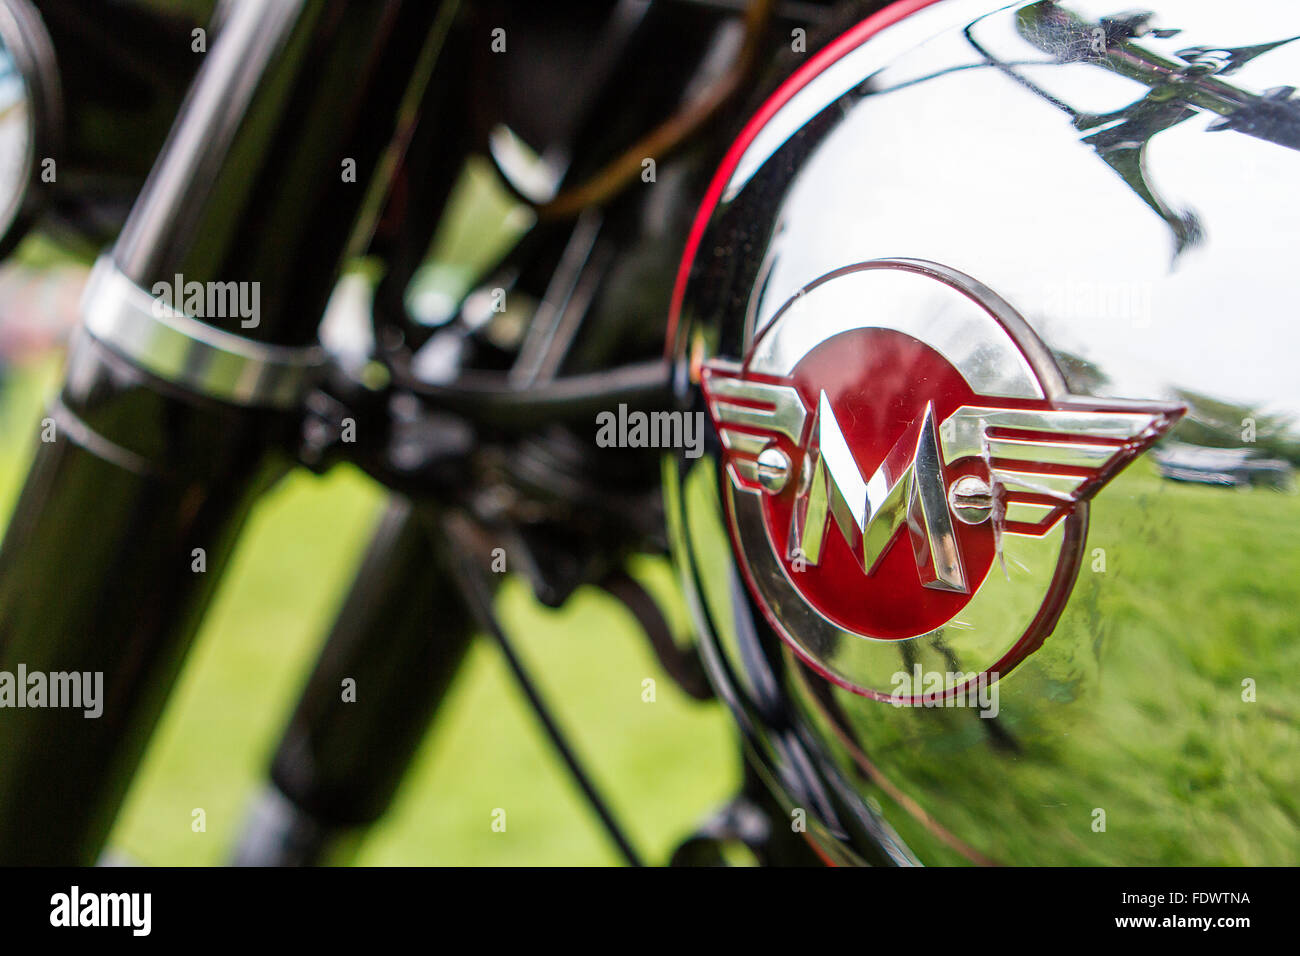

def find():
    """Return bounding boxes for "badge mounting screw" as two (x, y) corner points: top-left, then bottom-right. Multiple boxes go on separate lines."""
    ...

(756, 446), (792, 494)
(948, 475), (994, 524)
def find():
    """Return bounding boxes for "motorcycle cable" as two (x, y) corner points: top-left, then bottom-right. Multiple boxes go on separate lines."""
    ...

(524, 0), (777, 219)
(439, 511), (647, 867)
(382, 353), (675, 431)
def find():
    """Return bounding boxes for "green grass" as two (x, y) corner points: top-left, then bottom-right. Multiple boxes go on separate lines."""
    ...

(0, 362), (738, 865)
(829, 460), (1300, 865)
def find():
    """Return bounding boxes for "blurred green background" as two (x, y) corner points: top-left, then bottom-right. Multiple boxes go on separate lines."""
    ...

(0, 356), (738, 867)
(0, 160), (740, 866)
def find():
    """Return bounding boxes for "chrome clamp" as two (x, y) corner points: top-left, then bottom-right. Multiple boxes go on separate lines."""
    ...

(78, 256), (327, 409)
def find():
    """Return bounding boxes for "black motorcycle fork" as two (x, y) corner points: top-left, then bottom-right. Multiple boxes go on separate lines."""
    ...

(232, 498), (476, 866)
(0, 0), (457, 865)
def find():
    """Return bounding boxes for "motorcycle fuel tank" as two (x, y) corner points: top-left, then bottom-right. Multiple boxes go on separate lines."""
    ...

(666, 0), (1300, 864)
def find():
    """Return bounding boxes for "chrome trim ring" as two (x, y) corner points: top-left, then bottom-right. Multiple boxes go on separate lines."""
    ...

(79, 256), (326, 409)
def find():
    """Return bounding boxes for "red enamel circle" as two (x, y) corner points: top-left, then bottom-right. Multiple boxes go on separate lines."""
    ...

(759, 328), (998, 640)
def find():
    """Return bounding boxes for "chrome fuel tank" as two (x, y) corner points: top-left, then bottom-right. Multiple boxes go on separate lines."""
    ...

(666, 0), (1300, 864)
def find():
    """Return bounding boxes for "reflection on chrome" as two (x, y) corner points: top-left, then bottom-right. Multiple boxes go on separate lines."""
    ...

(1153, 441), (1294, 489)
(670, 0), (1300, 864)
(999, 3), (1300, 255)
